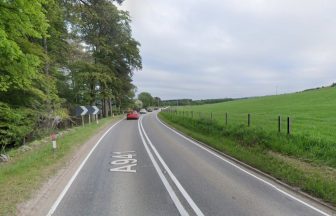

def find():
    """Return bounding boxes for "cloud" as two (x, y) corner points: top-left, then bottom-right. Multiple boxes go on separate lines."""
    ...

(120, 0), (336, 99)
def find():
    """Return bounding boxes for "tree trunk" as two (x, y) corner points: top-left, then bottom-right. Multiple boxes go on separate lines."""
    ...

(119, 98), (121, 114)
(102, 98), (105, 117)
(104, 98), (108, 117)
(109, 98), (112, 116)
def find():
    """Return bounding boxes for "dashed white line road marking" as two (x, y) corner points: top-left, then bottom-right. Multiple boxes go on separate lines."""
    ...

(47, 119), (123, 216)
(137, 117), (189, 216)
(155, 114), (330, 216)
(140, 116), (204, 216)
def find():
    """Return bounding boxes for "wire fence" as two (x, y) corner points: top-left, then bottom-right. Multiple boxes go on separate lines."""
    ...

(165, 109), (291, 132)
(162, 108), (335, 139)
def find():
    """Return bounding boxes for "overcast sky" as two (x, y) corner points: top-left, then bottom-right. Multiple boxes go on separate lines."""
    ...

(120, 0), (336, 100)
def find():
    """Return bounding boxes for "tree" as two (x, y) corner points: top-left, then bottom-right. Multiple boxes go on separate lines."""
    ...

(70, 0), (142, 116)
(138, 92), (154, 108)
(0, 0), (53, 147)
(0, 1), (48, 93)
(153, 97), (162, 107)
(134, 100), (143, 109)
(0, 0), (142, 148)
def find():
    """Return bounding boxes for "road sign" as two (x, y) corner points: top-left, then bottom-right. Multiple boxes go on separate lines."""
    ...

(86, 106), (100, 115)
(92, 106), (99, 115)
(75, 106), (88, 116)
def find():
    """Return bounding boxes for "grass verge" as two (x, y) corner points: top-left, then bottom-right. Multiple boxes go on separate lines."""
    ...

(0, 116), (122, 215)
(159, 112), (336, 207)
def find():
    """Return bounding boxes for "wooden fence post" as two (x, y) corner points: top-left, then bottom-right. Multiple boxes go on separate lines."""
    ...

(278, 116), (281, 132)
(225, 112), (228, 125)
(287, 117), (291, 135)
(248, 113), (251, 127)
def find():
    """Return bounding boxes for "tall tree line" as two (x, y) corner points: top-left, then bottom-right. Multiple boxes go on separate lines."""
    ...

(0, 0), (141, 148)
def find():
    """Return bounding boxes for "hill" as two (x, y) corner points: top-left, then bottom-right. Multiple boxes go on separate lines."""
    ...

(161, 86), (336, 205)
(181, 86), (336, 142)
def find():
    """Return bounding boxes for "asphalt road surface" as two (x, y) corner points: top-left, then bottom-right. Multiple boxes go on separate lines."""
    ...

(48, 111), (334, 216)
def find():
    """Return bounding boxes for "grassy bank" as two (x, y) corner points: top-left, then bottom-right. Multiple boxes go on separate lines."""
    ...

(159, 112), (336, 206)
(0, 115), (122, 215)
(179, 87), (336, 143)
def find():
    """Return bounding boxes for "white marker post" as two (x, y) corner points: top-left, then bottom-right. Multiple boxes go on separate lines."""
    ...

(51, 133), (57, 158)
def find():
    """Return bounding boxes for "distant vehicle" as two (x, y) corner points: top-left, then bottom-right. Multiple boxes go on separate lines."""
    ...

(139, 109), (147, 114)
(154, 107), (159, 110)
(147, 107), (153, 112)
(127, 111), (140, 120)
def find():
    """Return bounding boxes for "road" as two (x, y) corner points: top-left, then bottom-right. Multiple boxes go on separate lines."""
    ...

(48, 111), (333, 216)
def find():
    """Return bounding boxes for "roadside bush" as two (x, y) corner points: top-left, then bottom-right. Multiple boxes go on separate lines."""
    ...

(161, 112), (336, 168)
(0, 102), (37, 150)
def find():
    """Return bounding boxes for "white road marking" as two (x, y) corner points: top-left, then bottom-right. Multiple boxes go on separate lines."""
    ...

(140, 116), (205, 216)
(112, 154), (134, 159)
(46, 119), (123, 216)
(111, 159), (137, 165)
(110, 152), (137, 173)
(155, 114), (331, 216)
(137, 117), (189, 216)
(113, 151), (135, 153)
(110, 164), (137, 173)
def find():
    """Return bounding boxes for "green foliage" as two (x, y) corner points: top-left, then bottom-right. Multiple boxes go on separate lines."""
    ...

(70, 61), (115, 104)
(0, 116), (121, 215)
(159, 112), (336, 205)
(161, 98), (233, 106)
(65, 0), (141, 113)
(0, 0), (48, 92)
(59, 1), (140, 113)
(134, 100), (143, 109)
(0, 103), (37, 148)
(179, 87), (336, 143)
(0, 0), (54, 147)
(0, 0), (141, 147)
(138, 92), (154, 108)
(165, 107), (336, 168)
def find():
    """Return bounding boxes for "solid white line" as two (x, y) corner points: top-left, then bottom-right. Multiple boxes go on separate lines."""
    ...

(155, 114), (330, 216)
(46, 119), (124, 216)
(140, 116), (204, 216)
(137, 117), (188, 216)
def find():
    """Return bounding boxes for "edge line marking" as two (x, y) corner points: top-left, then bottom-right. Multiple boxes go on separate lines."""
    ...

(137, 116), (188, 216)
(47, 119), (123, 216)
(141, 115), (204, 216)
(155, 113), (330, 216)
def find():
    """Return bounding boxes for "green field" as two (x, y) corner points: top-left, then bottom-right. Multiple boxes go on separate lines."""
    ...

(179, 87), (336, 142)
(160, 87), (336, 206)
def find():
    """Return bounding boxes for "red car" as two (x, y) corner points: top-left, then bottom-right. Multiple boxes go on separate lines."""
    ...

(127, 111), (140, 120)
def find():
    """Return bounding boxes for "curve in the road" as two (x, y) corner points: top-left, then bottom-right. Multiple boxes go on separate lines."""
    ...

(139, 115), (204, 216)
(45, 112), (333, 216)
(137, 116), (189, 216)
(155, 114), (330, 216)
